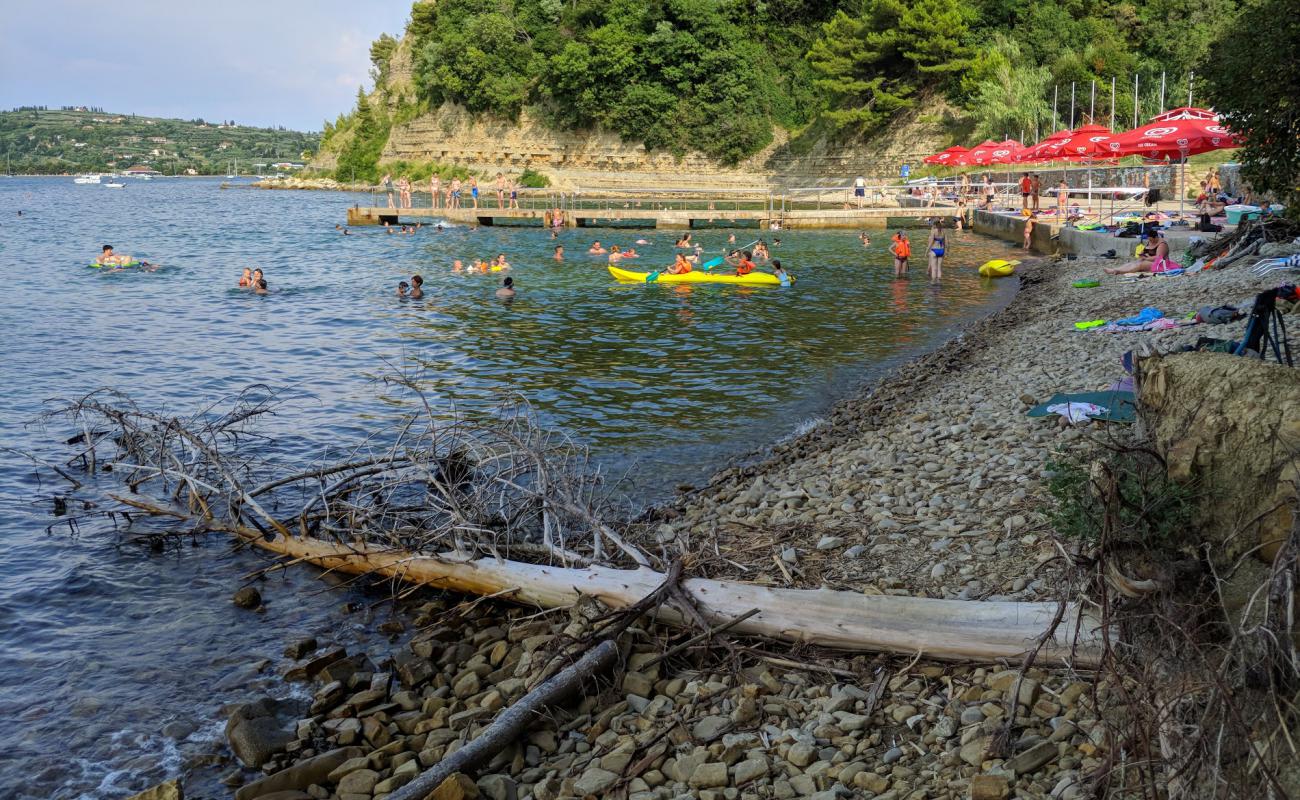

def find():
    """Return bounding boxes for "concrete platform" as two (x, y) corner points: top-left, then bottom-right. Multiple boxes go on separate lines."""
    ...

(345, 204), (959, 230)
(971, 208), (1226, 257)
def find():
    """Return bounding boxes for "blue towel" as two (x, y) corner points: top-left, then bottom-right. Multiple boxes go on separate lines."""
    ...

(1115, 306), (1164, 326)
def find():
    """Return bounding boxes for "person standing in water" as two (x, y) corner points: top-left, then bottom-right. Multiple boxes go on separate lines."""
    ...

(496, 276), (515, 298)
(926, 220), (946, 283)
(890, 231), (910, 278)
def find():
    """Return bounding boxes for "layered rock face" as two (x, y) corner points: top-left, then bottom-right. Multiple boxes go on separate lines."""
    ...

(378, 102), (954, 191)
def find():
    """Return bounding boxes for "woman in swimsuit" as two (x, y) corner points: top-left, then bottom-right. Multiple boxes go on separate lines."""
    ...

(1104, 232), (1180, 275)
(927, 220), (946, 283)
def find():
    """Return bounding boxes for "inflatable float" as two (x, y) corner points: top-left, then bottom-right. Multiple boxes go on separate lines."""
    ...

(608, 265), (791, 286)
(977, 259), (1019, 277)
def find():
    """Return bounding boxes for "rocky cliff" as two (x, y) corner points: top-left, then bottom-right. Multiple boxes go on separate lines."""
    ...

(376, 100), (955, 191)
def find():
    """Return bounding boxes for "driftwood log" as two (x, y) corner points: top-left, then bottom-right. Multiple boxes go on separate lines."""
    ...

(237, 531), (1104, 667)
(388, 639), (620, 800)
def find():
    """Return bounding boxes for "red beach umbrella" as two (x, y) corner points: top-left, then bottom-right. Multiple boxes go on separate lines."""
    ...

(1150, 106), (1219, 123)
(1107, 118), (1239, 159)
(1055, 124), (1117, 161)
(988, 140), (1024, 164)
(1016, 129), (1073, 163)
(925, 145), (969, 165)
(966, 140), (1001, 166)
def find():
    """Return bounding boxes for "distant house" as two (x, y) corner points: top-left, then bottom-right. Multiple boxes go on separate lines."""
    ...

(123, 165), (162, 176)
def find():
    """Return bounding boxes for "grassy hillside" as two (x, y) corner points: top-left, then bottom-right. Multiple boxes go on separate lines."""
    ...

(0, 107), (320, 175)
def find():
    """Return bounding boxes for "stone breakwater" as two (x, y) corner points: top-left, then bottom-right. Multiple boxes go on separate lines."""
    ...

(144, 253), (1286, 800)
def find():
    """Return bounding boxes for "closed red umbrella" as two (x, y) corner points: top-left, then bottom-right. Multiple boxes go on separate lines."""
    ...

(1107, 118), (1238, 159)
(966, 140), (1001, 166)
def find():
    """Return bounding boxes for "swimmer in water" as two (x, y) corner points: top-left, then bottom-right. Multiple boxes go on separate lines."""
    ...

(608, 245), (624, 262)
(588, 241), (606, 254)
(728, 233), (736, 244)
(397, 281), (410, 297)
(772, 259), (790, 284)
(494, 254), (510, 269)
(554, 245), (564, 261)
(410, 274), (424, 299)
(675, 233), (692, 247)
(622, 248), (639, 258)
(635, 238), (649, 245)
(452, 259), (464, 273)
(496, 276), (516, 299)
(239, 268), (253, 288)
(253, 278), (268, 295)
(96, 244), (149, 268)
(252, 268), (264, 286)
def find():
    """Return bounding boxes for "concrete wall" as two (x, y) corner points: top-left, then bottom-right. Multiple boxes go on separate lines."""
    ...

(971, 210), (1054, 253)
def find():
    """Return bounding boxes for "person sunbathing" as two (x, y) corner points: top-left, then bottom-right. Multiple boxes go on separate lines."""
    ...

(1104, 232), (1182, 275)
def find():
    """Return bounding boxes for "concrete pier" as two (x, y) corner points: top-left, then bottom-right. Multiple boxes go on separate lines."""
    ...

(345, 204), (958, 230)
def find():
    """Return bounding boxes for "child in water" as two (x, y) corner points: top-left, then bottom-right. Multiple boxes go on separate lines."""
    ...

(890, 232), (910, 278)
(397, 281), (410, 297)
(239, 268), (253, 288)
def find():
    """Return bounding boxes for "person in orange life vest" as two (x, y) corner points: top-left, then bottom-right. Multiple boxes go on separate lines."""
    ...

(890, 231), (911, 278)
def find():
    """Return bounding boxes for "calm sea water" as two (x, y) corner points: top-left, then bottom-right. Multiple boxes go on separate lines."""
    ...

(0, 176), (1017, 798)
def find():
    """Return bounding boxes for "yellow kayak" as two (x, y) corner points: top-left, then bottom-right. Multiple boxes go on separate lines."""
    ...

(608, 265), (790, 286)
(977, 259), (1019, 277)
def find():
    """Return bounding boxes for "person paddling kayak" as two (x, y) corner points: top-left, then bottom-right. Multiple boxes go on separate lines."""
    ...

(665, 254), (693, 275)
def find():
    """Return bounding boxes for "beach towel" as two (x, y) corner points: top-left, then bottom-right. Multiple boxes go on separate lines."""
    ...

(1027, 390), (1137, 424)
(1045, 402), (1109, 424)
(1115, 307), (1164, 326)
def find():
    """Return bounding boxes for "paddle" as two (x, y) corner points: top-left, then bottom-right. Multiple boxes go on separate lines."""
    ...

(646, 270), (660, 283)
(705, 240), (759, 271)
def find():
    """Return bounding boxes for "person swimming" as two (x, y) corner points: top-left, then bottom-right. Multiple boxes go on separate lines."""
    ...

(452, 259), (464, 273)
(772, 259), (791, 285)
(397, 281), (410, 297)
(588, 241), (606, 254)
(496, 276), (516, 298)
(635, 238), (650, 245)
(253, 278), (268, 295)
(252, 268), (264, 286)
(622, 248), (639, 258)
(410, 274), (424, 298)
(554, 245), (564, 261)
(608, 245), (624, 262)
(493, 254), (510, 269)
(239, 268), (253, 288)
(675, 233), (692, 247)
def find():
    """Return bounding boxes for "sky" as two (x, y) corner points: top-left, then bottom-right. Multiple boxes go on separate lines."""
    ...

(0, 1), (412, 132)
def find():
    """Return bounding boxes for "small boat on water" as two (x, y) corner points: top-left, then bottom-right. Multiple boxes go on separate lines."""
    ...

(104, 182), (126, 188)
(74, 174), (101, 184)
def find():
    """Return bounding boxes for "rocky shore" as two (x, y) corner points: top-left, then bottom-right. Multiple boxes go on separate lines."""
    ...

(146, 253), (1288, 800)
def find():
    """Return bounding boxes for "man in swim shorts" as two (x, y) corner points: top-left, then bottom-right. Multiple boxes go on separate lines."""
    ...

(1019, 173), (1032, 211)
(96, 244), (143, 267)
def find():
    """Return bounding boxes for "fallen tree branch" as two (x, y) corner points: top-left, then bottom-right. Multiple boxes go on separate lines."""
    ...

(235, 533), (1105, 666)
(387, 639), (620, 800)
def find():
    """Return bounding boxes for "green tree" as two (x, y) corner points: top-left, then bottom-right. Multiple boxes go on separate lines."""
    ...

(807, 0), (972, 133)
(1199, 0), (1300, 208)
(369, 33), (399, 84)
(966, 35), (1050, 141)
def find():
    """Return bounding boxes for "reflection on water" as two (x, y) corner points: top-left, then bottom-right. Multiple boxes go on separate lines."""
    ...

(0, 177), (1019, 798)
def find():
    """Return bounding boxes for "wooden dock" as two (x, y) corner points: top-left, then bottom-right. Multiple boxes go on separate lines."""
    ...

(346, 204), (958, 230)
